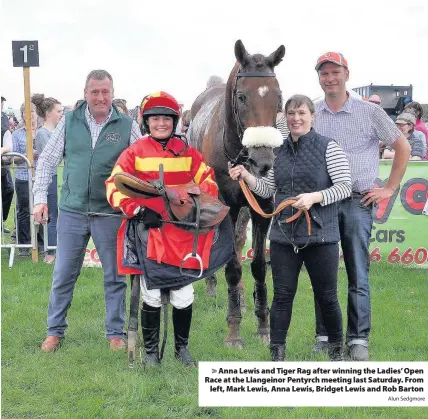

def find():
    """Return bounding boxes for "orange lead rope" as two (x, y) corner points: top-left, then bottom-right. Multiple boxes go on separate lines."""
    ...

(238, 178), (312, 237)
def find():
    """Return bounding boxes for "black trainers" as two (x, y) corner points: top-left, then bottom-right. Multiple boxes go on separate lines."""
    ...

(328, 343), (344, 361)
(348, 344), (369, 361)
(19, 249), (31, 257)
(270, 344), (286, 361)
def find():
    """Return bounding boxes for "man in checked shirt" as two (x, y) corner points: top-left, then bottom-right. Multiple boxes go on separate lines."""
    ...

(312, 53), (411, 361)
(33, 70), (142, 352)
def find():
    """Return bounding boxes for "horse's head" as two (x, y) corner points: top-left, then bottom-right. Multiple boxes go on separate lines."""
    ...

(226, 40), (285, 177)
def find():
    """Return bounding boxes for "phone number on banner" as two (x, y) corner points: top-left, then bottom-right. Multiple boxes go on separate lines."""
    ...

(366, 247), (428, 265)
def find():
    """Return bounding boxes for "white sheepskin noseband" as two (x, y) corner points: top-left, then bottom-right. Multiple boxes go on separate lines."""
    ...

(242, 126), (283, 148)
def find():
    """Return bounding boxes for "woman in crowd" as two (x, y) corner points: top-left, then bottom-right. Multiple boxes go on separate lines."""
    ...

(32, 94), (63, 263)
(383, 112), (426, 160)
(180, 110), (191, 135)
(229, 94), (352, 361)
(12, 101), (42, 256)
(112, 99), (129, 116)
(403, 101), (428, 160)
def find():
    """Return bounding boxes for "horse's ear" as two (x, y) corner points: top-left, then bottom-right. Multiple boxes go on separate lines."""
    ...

(235, 39), (249, 66)
(266, 45), (286, 68)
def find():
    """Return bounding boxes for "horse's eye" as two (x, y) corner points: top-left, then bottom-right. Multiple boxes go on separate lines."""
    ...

(237, 93), (247, 104)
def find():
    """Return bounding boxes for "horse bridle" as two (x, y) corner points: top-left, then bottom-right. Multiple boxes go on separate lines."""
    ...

(223, 68), (277, 167)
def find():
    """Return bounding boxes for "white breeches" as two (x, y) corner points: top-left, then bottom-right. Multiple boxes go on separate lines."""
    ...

(140, 276), (194, 309)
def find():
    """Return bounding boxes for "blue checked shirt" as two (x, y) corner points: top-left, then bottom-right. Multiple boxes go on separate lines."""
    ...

(314, 95), (401, 192)
(12, 127), (38, 181)
(33, 105), (142, 205)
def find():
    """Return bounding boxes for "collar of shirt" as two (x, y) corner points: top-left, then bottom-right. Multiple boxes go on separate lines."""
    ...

(85, 105), (113, 125)
(318, 92), (355, 115)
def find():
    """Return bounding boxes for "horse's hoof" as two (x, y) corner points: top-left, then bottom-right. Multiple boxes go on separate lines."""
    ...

(259, 334), (270, 345)
(224, 338), (244, 349)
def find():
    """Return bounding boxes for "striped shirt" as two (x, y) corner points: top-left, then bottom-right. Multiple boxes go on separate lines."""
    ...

(33, 106), (141, 205)
(252, 140), (351, 205)
(276, 114), (290, 139)
(314, 95), (401, 192)
(12, 127), (38, 181)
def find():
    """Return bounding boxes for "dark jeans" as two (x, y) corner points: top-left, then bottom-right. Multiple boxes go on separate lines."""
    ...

(270, 242), (342, 345)
(47, 210), (126, 338)
(1, 168), (14, 221)
(315, 197), (373, 346)
(46, 175), (58, 255)
(15, 179), (43, 247)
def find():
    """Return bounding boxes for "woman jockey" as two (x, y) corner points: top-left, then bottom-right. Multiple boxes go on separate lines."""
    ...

(106, 91), (220, 366)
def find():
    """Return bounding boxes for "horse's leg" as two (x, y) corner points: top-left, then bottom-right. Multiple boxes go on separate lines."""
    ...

(128, 274), (140, 368)
(205, 275), (217, 297)
(235, 207), (251, 310)
(250, 208), (272, 344)
(224, 208), (245, 348)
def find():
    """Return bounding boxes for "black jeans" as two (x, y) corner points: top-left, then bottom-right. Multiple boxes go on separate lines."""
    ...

(270, 242), (342, 345)
(1, 168), (14, 221)
(15, 179), (43, 246)
(46, 175), (58, 255)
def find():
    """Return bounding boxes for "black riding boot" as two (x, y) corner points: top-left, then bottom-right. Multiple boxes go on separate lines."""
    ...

(270, 343), (286, 361)
(141, 303), (161, 365)
(328, 342), (344, 361)
(173, 305), (195, 367)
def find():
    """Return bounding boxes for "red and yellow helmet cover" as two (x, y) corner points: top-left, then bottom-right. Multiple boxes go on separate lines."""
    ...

(140, 91), (181, 118)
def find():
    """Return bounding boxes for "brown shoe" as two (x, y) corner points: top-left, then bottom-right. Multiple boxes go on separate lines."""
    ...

(109, 337), (126, 351)
(41, 336), (62, 352)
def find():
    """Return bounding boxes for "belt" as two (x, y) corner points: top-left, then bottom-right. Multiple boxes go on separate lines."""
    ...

(341, 192), (374, 208)
(339, 192), (365, 203)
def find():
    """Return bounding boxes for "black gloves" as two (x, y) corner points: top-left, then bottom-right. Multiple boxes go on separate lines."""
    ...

(136, 207), (162, 229)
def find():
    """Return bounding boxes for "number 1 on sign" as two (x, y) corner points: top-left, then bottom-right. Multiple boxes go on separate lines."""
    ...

(20, 45), (28, 63)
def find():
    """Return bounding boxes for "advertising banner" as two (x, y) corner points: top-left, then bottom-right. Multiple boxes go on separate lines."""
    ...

(84, 162), (428, 268)
(240, 161), (428, 268)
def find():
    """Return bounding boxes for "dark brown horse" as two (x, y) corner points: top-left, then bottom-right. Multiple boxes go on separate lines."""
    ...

(189, 40), (285, 347)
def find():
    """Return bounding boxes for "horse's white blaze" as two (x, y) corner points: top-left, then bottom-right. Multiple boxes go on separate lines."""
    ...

(242, 126), (283, 148)
(258, 86), (269, 97)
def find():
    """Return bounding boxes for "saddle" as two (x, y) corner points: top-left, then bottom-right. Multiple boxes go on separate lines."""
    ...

(113, 171), (229, 234)
(114, 165), (230, 278)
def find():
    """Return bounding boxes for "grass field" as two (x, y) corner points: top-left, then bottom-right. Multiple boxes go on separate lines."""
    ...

(1, 252), (427, 419)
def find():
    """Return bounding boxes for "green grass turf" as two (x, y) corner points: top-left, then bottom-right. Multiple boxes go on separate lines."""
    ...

(1, 253), (427, 418)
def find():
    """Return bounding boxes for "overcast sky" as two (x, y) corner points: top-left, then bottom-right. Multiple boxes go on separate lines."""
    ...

(1, 0), (427, 112)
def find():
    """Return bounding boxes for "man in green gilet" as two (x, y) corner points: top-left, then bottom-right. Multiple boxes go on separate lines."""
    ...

(33, 70), (142, 351)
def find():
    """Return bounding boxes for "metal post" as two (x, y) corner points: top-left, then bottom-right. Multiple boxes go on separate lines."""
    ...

(23, 67), (38, 262)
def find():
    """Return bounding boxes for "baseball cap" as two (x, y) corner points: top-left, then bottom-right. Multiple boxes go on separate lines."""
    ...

(1, 96), (6, 102)
(315, 52), (348, 71)
(395, 112), (416, 126)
